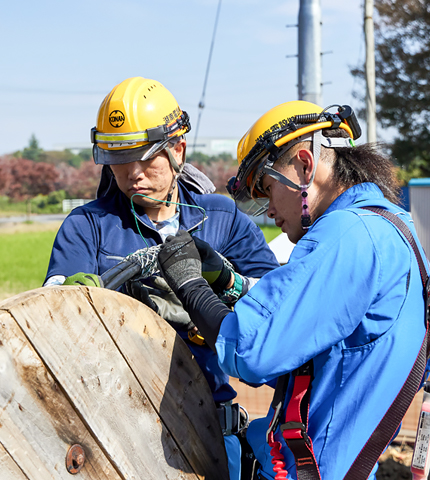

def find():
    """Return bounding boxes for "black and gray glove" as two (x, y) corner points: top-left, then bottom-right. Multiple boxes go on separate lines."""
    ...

(124, 276), (195, 331)
(124, 278), (159, 312)
(157, 230), (202, 294)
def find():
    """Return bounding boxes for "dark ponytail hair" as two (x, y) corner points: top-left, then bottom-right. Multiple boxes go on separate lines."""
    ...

(323, 129), (401, 204)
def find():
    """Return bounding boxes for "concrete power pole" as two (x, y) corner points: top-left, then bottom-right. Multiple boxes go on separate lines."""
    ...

(298, 0), (322, 106)
(365, 0), (377, 142)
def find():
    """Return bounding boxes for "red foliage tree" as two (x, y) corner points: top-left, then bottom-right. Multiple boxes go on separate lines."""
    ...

(191, 159), (237, 194)
(66, 162), (102, 199)
(0, 156), (13, 196)
(0, 156), (58, 201)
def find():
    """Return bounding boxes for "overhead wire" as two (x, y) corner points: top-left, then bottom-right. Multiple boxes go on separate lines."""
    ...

(192, 0), (222, 153)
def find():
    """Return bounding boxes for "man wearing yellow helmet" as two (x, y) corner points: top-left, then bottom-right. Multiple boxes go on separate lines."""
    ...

(44, 77), (280, 480)
(155, 100), (430, 479)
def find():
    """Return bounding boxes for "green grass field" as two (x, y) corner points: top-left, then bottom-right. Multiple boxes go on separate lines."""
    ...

(0, 229), (57, 300)
(260, 225), (281, 243)
(0, 223), (281, 301)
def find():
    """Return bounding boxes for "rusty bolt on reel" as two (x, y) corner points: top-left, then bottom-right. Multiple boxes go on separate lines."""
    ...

(66, 444), (85, 474)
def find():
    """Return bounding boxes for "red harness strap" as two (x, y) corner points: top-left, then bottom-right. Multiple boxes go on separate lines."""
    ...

(281, 370), (321, 480)
(267, 362), (321, 480)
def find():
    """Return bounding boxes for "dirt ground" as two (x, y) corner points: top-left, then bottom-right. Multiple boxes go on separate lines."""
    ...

(0, 220), (63, 235)
(376, 444), (421, 479)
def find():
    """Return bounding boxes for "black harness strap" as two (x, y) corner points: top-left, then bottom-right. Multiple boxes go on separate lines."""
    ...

(344, 207), (430, 479)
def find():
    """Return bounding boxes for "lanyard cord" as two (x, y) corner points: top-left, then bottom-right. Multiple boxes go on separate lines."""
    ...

(130, 193), (207, 249)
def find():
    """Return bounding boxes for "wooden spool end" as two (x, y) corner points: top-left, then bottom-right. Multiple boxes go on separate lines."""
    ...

(0, 286), (229, 479)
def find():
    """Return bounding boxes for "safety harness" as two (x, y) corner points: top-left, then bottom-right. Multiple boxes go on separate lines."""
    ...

(265, 207), (430, 480)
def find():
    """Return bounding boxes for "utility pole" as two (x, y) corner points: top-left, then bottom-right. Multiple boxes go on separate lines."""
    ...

(298, 0), (322, 106)
(365, 0), (377, 142)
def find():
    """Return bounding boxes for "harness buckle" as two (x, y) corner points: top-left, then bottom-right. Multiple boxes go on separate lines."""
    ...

(280, 421), (310, 447)
(217, 401), (248, 436)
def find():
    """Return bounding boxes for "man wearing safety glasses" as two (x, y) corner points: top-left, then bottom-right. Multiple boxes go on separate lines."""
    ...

(43, 76), (280, 480)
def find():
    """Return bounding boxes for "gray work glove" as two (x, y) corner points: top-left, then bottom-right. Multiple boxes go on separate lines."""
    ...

(157, 230), (202, 294)
(125, 276), (195, 332)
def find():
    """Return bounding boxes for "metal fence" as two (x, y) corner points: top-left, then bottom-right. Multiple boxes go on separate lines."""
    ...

(62, 199), (93, 213)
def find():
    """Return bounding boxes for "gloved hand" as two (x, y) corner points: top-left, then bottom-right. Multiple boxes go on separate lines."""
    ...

(124, 278), (159, 312)
(157, 230), (202, 294)
(193, 237), (233, 293)
(63, 272), (103, 287)
(124, 276), (196, 331)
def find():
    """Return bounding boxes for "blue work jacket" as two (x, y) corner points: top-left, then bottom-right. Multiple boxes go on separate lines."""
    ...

(45, 180), (280, 403)
(215, 183), (428, 479)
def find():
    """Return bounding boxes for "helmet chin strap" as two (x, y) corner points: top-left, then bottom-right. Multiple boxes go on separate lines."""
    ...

(263, 130), (323, 230)
(164, 145), (185, 206)
(165, 176), (178, 206)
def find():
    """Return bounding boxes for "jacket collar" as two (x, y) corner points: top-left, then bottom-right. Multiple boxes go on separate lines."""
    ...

(324, 182), (385, 216)
(120, 182), (207, 234)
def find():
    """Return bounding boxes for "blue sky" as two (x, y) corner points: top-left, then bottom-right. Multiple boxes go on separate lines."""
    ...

(1, 0), (366, 155)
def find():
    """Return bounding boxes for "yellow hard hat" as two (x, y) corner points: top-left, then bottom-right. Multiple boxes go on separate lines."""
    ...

(228, 100), (361, 216)
(91, 77), (190, 168)
(237, 100), (358, 165)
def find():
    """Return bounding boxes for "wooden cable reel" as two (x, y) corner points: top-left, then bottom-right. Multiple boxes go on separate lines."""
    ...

(0, 286), (229, 479)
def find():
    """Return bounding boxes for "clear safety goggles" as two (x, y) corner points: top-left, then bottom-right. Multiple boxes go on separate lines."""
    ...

(93, 140), (169, 165)
(227, 176), (270, 216)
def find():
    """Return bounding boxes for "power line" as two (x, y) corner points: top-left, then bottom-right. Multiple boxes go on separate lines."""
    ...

(192, 0), (222, 152)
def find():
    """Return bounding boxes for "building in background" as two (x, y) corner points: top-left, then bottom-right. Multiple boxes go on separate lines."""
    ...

(188, 137), (239, 157)
(409, 178), (430, 258)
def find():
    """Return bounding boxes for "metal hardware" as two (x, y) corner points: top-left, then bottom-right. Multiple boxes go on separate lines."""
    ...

(66, 444), (85, 474)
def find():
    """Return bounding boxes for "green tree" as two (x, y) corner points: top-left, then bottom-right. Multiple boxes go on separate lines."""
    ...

(351, 0), (430, 178)
(187, 151), (211, 164)
(21, 134), (43, 161)
(47, 189), (66, 205)
(39, 149), (83, 168)
(76, 149), (92, 162)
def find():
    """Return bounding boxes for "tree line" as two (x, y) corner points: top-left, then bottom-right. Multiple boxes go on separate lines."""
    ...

(0, 136), (237, 208)
(0, 136), (102, 203)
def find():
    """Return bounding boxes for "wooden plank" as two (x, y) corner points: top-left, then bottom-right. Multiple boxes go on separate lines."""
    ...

(0, 442), (29, 480)
(2, 287), (202, 479)
(88, 287), (229, 480)
(0, 310), (121, 480)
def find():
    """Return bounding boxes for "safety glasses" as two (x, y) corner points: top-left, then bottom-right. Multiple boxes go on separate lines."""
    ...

(93, 141), (169, 166)
(226, 176), (270, 216)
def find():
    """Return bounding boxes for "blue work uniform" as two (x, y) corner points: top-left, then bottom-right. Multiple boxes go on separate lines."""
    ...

(45, 179), (280, 479)
(215, 183), (428, 479)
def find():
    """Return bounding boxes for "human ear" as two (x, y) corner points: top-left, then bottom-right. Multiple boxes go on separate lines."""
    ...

(172, 139), (186, 166)
(296, 149), (314, 184)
